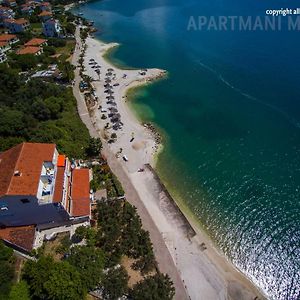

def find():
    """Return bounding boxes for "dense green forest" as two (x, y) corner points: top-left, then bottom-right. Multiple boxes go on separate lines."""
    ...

(0, 64), (95, 158)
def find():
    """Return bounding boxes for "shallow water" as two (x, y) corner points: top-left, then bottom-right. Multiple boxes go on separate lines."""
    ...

(73, 1), (300, 298)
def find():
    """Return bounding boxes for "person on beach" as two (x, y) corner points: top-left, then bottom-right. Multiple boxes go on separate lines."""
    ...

(130, 132), (135, 142)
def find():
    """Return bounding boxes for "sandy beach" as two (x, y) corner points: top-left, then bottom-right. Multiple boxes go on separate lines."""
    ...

(83, 37), (165, 173)
(72, 26), (266, 300)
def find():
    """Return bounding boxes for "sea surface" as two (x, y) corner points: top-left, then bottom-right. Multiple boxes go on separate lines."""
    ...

(73, 1), (300, 299)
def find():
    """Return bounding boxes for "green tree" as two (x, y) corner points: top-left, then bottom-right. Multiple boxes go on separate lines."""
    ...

(85, 137), (102, 158)
(0, 260), (14, 297)
(0, 108), (25, 136)
(73, 226), (87, 242)
(47, 38), (66, 48)
(43, 45), (56, 56)
(0, 240), (13, 260)
(67, 246), (105, 290)
(44, 96), (64, 119)
(23, 256), (54, 299)
(9, 53), (37, 71)
(101, 266), (129, 300)
(0, 242), (14, 298)
(58, 61), (75, 82)
(9, 281), (30, 300)
(65, 22), (76, 34)
(56, 235), (72, 254)
(130, 273), (175, 300)
(32, 99), (51, 121)
(44, 261), (86, 300)
(23, 256), (86, 300)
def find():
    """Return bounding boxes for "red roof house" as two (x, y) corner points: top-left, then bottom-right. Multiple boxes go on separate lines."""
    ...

(17, 46), (42, 55)
(24, 38), (47, 47)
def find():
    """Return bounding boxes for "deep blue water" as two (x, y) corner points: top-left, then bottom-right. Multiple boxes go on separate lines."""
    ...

(73, 1), (300, 299)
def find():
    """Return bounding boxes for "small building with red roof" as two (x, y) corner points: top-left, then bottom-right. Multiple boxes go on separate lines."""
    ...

(17, 46), (42, 55)
(0, 33), (19, 45)
(25, 38), (47, 47)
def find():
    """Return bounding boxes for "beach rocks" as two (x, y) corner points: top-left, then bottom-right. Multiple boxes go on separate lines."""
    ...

(143, 122), (162, 145)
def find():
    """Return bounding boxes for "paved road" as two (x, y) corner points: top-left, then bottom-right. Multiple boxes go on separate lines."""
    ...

(72, 27), (189, 300)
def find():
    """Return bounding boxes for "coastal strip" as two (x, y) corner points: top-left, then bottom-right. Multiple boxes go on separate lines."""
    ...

(72, 26), (189, 299)
(71, 24), (266, 300)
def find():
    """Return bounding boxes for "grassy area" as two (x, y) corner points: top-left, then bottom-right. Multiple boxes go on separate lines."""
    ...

(42, 232), (70, 261)
(31, 23), (42, 29)
(56, 39), (76, 58)
(30, 23), (43, 35)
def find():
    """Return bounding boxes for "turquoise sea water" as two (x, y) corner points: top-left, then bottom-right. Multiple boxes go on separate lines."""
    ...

(73, 1), (300, 299)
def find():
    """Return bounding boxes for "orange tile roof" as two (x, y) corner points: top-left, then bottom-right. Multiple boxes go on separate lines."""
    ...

(0, 41), (9, 47)
(71, 169), (90, 217)
(17, 46), (41, 55)
(38, 11), (51, 16)
(6, 18), (28, 25)
(57, 154), (65, 167)
(3, 18), (15, 23)
(0, 225), (35, 252)
(0, 143), (56, 197)
(25, 38), (47, 46)
(14, 18), (28, 25)
(53, 166), (65, 203)
(0, 34), (16, 42)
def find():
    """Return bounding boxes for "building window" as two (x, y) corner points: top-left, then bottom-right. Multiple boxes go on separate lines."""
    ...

(20, 198), (30, 204)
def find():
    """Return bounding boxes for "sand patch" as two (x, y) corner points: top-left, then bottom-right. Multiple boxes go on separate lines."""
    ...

(132, 141), (146, 151)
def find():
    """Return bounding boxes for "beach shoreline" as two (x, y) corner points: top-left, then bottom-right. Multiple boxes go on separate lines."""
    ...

(72, 25), (266, 300)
